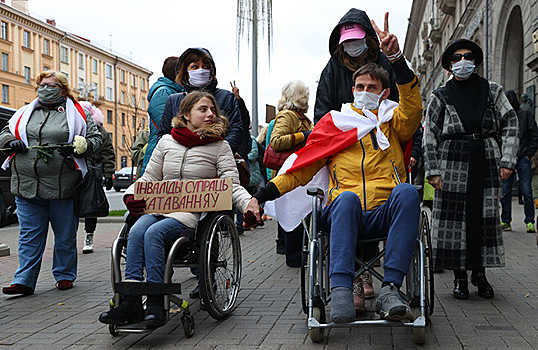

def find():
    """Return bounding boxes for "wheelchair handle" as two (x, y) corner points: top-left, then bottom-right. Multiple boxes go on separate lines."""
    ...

(307, 187), (324, 199)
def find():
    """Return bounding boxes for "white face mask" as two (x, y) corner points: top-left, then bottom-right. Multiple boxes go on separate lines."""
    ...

(451, 60), (475, 80)
(342, 39), (368, 58)
(353, 89), (385, 111)
(188, 68), (212, 87)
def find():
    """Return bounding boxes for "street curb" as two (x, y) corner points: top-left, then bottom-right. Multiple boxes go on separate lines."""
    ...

(79, 216), (124, 223)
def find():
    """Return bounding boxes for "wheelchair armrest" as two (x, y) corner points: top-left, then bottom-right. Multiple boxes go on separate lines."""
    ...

(307, 187), (324, 198)
(124, 212), (140, 227)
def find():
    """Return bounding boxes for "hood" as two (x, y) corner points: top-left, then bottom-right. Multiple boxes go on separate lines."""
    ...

(178, 47), (218, 93)
(147, 77), (184, 102)
(329, 8), (377, 57)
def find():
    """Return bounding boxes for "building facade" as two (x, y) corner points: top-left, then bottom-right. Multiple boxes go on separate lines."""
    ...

(403, 0), (538, 116)
(0, 0), (153, 170)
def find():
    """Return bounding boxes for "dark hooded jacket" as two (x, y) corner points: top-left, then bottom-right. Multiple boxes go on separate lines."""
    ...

(158, 48), (244, 154)
(314, 8), (399, 124)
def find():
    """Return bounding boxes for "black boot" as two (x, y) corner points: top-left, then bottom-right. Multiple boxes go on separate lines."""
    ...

(144, 295), (167, 328)
(471, 271), (494, 299)
(452, 270), (469, 300)
(99, 295), (144, 325)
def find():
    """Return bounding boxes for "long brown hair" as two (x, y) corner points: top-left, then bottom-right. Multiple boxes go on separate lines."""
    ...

(333, 35), (380, 72)
(175, 51), (215, 86)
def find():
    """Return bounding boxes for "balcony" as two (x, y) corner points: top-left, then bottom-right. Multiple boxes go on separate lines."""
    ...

(430, 27), (442, 44)
(418, 63), (428, 75)
(423, 49), (433, 61)
(440, 0), (456, 15)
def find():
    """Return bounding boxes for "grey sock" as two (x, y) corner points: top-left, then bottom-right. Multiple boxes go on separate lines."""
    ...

(330, 287), (355, 323)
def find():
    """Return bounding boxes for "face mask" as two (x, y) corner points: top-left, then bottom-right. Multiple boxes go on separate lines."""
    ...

(353, 89), (386, 111)
(188, 68), (212, 87)
(342, 39), (368, 58)
(451, 60), (475, 80)
(37, 86), (62, 103)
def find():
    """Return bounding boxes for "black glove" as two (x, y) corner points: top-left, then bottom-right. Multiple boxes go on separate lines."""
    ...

(302, 130), (312, 142)
(58, 143), (75, 157)
(104, 177), (113, 191)
(9, 140), (28, 154)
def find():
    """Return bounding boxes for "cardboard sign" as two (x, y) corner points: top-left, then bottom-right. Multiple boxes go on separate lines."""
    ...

(134, 178), (232, 213)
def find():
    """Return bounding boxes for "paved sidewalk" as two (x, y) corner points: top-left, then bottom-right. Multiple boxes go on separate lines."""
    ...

(1, 199), (538, 349)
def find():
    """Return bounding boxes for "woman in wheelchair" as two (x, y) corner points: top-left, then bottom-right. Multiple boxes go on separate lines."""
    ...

(99, 91), (252, 327)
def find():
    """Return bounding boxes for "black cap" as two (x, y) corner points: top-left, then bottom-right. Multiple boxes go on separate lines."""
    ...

(441, 39), (483, 71)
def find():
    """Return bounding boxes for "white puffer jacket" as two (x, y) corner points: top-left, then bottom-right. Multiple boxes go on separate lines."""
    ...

(124, 134), (251, 228)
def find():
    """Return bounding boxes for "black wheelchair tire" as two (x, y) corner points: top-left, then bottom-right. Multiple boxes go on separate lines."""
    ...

(198, 213), (242, 320)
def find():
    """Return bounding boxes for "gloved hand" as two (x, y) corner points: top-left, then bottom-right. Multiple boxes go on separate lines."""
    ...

(243, 207), (264, 229)
(302, 130), (312, 142)
(9, 140), (28, 154)
(58, 143), (75, 157)
(124, 194), (146, 215)
(104, 177), (113, 191)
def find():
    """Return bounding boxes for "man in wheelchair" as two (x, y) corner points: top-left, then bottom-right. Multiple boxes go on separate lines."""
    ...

(244, 23), (423, 324)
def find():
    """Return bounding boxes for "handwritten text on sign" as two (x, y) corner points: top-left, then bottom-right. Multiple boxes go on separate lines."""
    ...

(134, 178), (232, 213)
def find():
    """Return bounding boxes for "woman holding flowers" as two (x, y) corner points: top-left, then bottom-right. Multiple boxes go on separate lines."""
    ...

(0, 71), (101, 296)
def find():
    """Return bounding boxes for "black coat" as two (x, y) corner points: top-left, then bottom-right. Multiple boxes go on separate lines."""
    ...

(314, 8), (399, 124)
(158, 48), (244, 154)
(515, 108), (538, 159)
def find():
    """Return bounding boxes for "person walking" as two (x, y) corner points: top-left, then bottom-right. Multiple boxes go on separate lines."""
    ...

(78, 102), (115, 254)
(0, 71), (102, 295)
(500, 90), (538, 233)
(423, 39), (519, 299)
(141, 57), (184, 176)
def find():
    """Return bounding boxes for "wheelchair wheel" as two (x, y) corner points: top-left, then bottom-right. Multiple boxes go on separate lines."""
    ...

(300, 229), (310, 315)
(199, 213), (241, 320)
(309, 303), (325, 343)
(108, 324), (119, 337)
(181, 314), (195, 338)
(421, 209), (435, 316)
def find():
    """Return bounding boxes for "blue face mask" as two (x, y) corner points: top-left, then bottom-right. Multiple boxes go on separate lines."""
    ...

(451, 60), (475, 80)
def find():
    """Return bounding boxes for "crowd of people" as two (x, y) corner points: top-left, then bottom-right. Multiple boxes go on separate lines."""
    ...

(1, 6), (536, 332)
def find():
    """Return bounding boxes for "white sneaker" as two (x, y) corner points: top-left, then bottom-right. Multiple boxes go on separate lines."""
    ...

(83, 233), (94, 254)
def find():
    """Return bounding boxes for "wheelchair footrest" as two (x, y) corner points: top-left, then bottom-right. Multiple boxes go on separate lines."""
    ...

(114, 282), (181, 296)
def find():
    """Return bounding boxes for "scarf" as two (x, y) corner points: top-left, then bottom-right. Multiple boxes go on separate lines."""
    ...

(171, 127), (221, 148)
(446, 73), (489, 135)
(2, 97), (89, 176)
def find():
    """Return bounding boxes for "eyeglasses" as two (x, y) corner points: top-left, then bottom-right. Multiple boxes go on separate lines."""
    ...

(37, 82), (61, 89)
(450, 52), (476, 63)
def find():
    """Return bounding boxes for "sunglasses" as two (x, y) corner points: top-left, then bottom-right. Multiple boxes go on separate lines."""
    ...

(37, 82), (61, 89)
(450, 52), (476, 63)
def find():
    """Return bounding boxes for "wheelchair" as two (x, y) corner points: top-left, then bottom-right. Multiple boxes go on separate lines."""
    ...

(300, 188), (435, 344)
(107, 210), (242, 338)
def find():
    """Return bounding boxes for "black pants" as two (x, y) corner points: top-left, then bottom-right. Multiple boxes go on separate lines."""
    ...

(85, 217), (97, 234)
(278, 223), (303, 267)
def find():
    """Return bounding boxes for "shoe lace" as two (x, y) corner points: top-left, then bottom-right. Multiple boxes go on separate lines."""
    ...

(379, 285), (405, 306)
(353, 279), (364, 297)
(360, 272), (373, 285)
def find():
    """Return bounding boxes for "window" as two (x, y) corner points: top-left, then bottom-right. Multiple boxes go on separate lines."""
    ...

(131, 94), (135, 107)
(92, 59), (98, 74)
(141, 78), (145, 90)
(62, 71), (69, 81)
(22, 30), (30, 48)
(2, 85), (8, 103)
(121, 70), (125, 83)
(0, 21), (7, 40)
(43, 39), (50, 55)
(122, 135), (125, 147)
(43, 66), (50, 71)
(131, 74), (136, 87)
(78, 77), (84, 90)
(24, 66), (30, 84)
(107, 110), (113, 124)
(121, 113), (125, 126)
(141, 98), (145, 110)
(105, 87), (112, 101)
(78, 53), (84, 69)
(141, 118), (145, 129)
(105, 64), (112, 79)
(1, 53), (7, 71)
(121, 92), (125, 104)
(132, 116), (136, 128)
(60, 46), (69, 63)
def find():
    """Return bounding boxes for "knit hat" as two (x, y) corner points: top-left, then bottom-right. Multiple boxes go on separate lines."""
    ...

(339, 23), (366, 44)
(441, 38), (483, 71)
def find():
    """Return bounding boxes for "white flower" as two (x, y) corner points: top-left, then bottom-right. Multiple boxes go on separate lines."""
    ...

(73, 135), (88, 154)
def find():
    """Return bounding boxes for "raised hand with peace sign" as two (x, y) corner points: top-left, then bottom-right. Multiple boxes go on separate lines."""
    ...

(371, 12), (402, 62)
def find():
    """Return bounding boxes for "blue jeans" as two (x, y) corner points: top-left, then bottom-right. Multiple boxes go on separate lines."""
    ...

(501, 156), (535, 224)
(13, 196), (79, 289)
(321, 184), (420, 289)
(125, 214), (189, 283)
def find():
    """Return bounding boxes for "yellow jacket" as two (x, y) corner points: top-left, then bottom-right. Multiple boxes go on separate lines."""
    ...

(271, 76), (423, 211)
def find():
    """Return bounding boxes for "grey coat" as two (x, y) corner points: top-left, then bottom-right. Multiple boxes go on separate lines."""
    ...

(0, 102), (102, 200)
(423, 81), (519, 270)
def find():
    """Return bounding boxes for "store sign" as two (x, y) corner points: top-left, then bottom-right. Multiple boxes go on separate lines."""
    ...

(533, 29), (538, 54)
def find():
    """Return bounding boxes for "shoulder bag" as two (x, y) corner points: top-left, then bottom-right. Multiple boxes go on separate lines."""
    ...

(73, 162), (110, 217)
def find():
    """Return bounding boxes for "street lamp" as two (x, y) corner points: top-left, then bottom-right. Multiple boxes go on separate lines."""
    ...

(78, 82), (98, 102)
